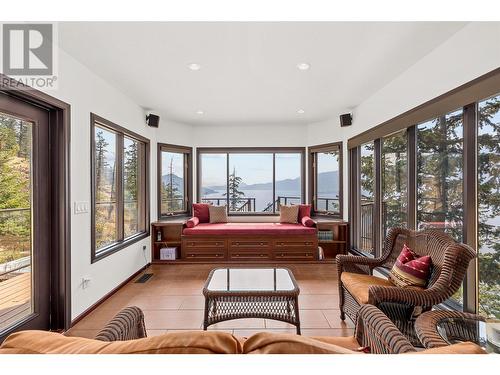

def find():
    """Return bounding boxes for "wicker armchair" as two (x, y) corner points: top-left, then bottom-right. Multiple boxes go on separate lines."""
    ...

(94, 306), (147, 341)
(337, 227), (476, 346)
(414, 310), (486, 349)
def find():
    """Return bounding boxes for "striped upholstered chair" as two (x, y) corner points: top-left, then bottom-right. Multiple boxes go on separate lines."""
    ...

(337, 227), (476, 346)
(94, 306), (147, 341)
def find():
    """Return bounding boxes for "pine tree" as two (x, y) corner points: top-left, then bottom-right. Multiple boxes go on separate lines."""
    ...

(124, 141), (138, 201)
(94, 130), (109, 202)
(225, 167), (245, 211)
(162, 156), (183, 212)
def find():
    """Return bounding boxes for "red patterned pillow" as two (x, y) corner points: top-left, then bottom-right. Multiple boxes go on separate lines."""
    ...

(186, 217), (199, 228)
(389, 244), (432, 288)
(193, 203), (210, 223)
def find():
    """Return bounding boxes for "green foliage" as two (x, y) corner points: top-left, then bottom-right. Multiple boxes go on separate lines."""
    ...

(225, 167), (246, 211)
(0, 115), (31, 264)
(162, 155), (184, 212)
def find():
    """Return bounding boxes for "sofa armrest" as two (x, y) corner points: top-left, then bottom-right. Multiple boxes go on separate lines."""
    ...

(95, 306), (147, 341)
(186, 217), (199, 228)
(367, 284), (447, 307)
(355, 304), (415, 354)
(300, 216), (315, 227)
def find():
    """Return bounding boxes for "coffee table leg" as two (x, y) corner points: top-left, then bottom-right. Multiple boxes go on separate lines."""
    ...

(203, 297), (209, 331)
(294, 296), (301, 335)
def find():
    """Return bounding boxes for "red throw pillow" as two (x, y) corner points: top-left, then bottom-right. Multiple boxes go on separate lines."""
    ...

(186, 217), (199, 228)
(298, 204), (311, 221)
(192, 203), (210, 223)
(301, 216), (315, 227)
(389, 244), (432, 288)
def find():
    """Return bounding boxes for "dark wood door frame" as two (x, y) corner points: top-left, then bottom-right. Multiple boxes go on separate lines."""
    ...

(0, 74), (71, 334)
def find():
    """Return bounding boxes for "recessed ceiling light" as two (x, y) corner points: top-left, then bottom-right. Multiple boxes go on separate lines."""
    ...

(196, 110), (204, 115)
(188, 63), (201, 71)
(296, 63), (310, 71)
(297, 109), (305, 114)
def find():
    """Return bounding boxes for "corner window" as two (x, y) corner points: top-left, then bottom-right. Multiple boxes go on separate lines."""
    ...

(158, 144), (192, 217)
(91, 113), (150, 262)
(309, 142), (343, 217)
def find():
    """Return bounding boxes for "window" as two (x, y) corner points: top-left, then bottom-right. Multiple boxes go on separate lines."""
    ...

(382, 131), (408, 239)
(158, 144), (192, 217)
(478, 94), (500, 319)
(198, 148), (305, 214)
(417, 110), (464, 242)
(359, 142), (375, 255)
(347, 67), (500, 316)
(308, 142), (343, 217)
(91, 114), (149, 262)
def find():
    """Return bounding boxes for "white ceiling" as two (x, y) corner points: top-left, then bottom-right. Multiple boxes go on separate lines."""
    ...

(58, 22), (467, 126)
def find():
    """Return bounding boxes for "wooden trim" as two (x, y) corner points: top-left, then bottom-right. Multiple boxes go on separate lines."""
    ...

(90, 113), (151, 263)
(308, 142), (343, 218)
(70, 264), (150, 327)
(374, 139), (382, 257)
(348, 67), (500, 149)
(407, 126), (417, 230)
(463, 102), (478, 313)
(0, 73), (72, 332)
(157, 143), (193, 218)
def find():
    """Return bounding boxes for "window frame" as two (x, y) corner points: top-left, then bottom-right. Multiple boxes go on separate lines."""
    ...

(347, 67), (500, 315)
(90, 113), (150, 263)
(308, 142), (343, 218)
(157, 143), (193, 218)
(196, 147), (306, 216)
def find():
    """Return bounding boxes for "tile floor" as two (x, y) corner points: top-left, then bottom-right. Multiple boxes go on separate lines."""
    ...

(66, 263), (354, 339)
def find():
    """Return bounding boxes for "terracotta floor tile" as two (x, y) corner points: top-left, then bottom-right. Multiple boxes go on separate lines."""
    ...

(301, 328), (354, 337)
(321, 309), (355, 328)
(233, 328), (298, 338)
(146, 329), (168, 337)
(299, 294), (339, 309)
(130, 295), (184, 310)
(265, 310), (329, 329)
(143, 310), (204, 330)
(179, 295), (205, 309)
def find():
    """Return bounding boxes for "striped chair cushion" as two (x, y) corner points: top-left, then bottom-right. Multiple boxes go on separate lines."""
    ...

(389, 244), (432, 288)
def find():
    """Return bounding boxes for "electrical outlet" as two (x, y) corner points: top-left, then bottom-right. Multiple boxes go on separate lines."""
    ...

(74, 201), (89, 214)
(142, 245), (147, 251)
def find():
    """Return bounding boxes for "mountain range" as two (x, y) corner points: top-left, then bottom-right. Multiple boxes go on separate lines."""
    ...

(162, 170), (339, 195)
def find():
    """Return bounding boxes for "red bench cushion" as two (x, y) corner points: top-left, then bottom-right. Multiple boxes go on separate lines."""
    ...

(183, 222), (316, 236)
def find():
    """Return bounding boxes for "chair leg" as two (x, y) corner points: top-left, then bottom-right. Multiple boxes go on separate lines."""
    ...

(340, 311), (345, 320)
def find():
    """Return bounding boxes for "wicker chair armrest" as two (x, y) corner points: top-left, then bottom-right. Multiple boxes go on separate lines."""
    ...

(336, 254), (385, 272)
(94, 306), (147, 341)
(414, 310), (486, 348)
(368, 285), (447, 307)
(355, 304), (415, 354)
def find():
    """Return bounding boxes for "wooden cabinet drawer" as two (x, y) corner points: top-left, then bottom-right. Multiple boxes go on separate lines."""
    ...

(274, 240), (316, 248)
(229, 240), (270, 249)
(229, 251), (271, 260)
(184, 239), (226, 248)
(273, 251), (317, 260)
(183, 250), (226, 260)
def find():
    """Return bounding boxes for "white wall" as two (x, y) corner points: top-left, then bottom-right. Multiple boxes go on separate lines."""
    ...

(308, 22), (500, 220)
(40, 49), (192, 319)
(35, 21), (500, 320)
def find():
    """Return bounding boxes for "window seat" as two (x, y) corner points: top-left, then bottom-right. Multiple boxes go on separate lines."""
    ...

(183, 222), (316, 236)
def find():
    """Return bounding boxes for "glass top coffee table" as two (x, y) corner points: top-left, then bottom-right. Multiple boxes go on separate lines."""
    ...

(202, 267), (301, 334)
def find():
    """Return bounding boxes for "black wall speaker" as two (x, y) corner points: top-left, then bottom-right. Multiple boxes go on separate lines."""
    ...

(340, 113), (352, 127)
(146, 114), (160, 128)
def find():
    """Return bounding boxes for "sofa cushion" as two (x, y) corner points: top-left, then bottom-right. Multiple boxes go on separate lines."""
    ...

(243, 332), (356, 354)
(340, 272), (396, 304)
(186, 217), (199, 228)
(412, 342), (486, 355)
(298, 204), (311, 221)
(279, 205), (299, 224)
(389, 244), (432, 288)
(311, 335), (362, 351)
(183, 222), (316, 236)
(193, 203), (210, 223)
(0, 330), (242, 354)
(209, 205), (228, 223)
(301, 216), (315, 227)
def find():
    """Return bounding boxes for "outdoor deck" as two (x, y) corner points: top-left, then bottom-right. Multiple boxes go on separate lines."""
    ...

(0, 272), (31, 332)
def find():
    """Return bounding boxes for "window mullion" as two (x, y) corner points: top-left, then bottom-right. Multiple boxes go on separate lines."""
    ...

(272, 153), (276, 213)
(116, 133), (124, 241)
